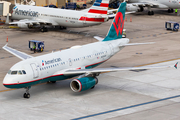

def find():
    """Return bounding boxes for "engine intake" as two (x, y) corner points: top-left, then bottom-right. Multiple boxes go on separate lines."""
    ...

(17, 23), (33, 29)
(70, 77), (98, 92)
(126, 4), (141, 12)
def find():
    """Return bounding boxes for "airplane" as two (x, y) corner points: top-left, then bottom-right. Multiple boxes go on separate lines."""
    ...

(7, 0), (111, 32)
(3, 2), (172, 99)
(126, 0), (180, 15)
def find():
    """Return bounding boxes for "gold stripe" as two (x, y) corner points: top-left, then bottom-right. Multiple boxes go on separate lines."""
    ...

(0, 89), (16, 92)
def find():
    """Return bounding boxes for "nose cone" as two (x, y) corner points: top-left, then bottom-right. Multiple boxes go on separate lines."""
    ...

(3, 74), (20, 89)
(3, 74), (13, 88)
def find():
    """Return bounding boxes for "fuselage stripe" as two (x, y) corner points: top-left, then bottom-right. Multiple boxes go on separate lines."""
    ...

(79, 17), (104, 22)
(88, 9), (107, 14)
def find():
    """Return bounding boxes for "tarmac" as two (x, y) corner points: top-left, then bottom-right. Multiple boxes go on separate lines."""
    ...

(0, 9), (180, 120)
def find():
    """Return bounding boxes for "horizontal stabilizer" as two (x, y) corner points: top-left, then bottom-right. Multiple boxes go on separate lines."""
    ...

(94, 36), (104, 41)
(120, 42), (155, 47)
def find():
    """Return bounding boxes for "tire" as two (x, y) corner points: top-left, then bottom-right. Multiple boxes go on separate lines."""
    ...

(23, 93), (27, 98)
(26, 93), (30, 98)
(148, 11), (151, 15)
(40, 28), (44, 32)
(23, 93), (30, 98)
(171, 9), (174, 13)
(168, 9), (171, 13)
(51, 81), (56, 83)
(151, 11), (154, 15)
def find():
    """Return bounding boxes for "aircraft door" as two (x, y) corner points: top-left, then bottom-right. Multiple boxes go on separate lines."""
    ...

(30, 63), (39, 78)
(83, 15), (87, 25)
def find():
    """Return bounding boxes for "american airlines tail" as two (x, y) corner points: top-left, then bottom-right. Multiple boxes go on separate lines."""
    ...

(103, 2), (126, 41)
(84, 0), (109, 14)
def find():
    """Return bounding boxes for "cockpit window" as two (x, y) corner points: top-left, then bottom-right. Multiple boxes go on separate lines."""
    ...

(18, 71), (22, 75)
(11, 71), (17, 75)
(22, 70), (26, 74)
(8, 70), (11, 74)
(8, 70), (26, 75)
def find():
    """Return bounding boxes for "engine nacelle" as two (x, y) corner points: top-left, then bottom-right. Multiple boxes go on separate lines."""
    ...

(17, 23), (33, 29)
(104, 16), (109, 22)
(70, 77), (98, 92)
(126, 4), (140, 12)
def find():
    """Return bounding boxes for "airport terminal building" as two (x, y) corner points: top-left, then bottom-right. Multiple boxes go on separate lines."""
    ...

(5, 0), (93, 7)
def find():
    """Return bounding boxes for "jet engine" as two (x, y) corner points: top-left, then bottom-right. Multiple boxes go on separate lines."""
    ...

(104, 16), (109, 22)
(70, 77), (98, 92)
(17, 23), (33, 29)
(126, 4), (141, 12)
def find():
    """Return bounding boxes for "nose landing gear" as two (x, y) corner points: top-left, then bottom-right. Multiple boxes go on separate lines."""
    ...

(23, 87), (31, 98)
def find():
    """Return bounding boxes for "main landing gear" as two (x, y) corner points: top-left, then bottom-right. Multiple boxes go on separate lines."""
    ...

(40, 26), (48, 32)
(168, 9), (174, 13)
(148, 11), (154, 15)
(24, 87), (31, 99)
(148, 6), (154, 15)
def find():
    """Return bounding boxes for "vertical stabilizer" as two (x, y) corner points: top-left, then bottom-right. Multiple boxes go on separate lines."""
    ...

(103, 2), (126, 41)
(87, 0), (109, 14)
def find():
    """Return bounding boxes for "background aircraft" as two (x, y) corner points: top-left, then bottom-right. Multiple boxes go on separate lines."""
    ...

(126, 0), (180, 15)
(3, 2), (168, 98)
(8, 0), (111, 32)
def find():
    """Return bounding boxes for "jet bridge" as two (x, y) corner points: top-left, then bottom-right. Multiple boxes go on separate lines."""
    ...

(0, 1), (12, 17)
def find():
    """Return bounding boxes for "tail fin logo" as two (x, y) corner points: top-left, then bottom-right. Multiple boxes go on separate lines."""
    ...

(113, 12), (124, 36)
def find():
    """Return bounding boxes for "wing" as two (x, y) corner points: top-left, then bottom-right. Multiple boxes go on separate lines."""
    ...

(63, 65), (171, 75)
(131, 1), (168, 8)
(107, 9), (135, 18)
(9, 18), (58, 26)
(2, 44), (33, 60)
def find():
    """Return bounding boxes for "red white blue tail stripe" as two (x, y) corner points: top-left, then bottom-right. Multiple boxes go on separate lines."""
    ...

(88, 0), (109, 14)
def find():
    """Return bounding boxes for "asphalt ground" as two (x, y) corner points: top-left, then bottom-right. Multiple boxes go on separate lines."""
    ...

(0, 9), (180, 120)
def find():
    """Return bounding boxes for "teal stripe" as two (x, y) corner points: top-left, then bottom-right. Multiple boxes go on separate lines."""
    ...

(5, 61), (106, 89)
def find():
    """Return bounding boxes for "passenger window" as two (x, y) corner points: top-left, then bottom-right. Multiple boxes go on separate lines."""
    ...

(22, 70), (26, 74)
(11, 71), (17, 75)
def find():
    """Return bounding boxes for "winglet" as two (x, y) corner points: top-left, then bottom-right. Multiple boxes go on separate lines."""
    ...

(174, 62), (178, 69)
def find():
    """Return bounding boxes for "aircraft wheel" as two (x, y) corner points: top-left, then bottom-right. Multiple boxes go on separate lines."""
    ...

(148, 11), (154, 15)
(40, 28), (44, 32)
(23, 93), (30, 98)
(168, 9), (171, 13)
(51, 81), (56, 83)
(44, 27), (48, 32)
(171, 9), (174, 13)
(151, 11), (154, 15)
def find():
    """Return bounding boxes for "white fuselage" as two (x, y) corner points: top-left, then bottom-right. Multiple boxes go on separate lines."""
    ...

(11, 5), (108, 28)
(128, 0), (180, 9)
(3, 39), (129, 88)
